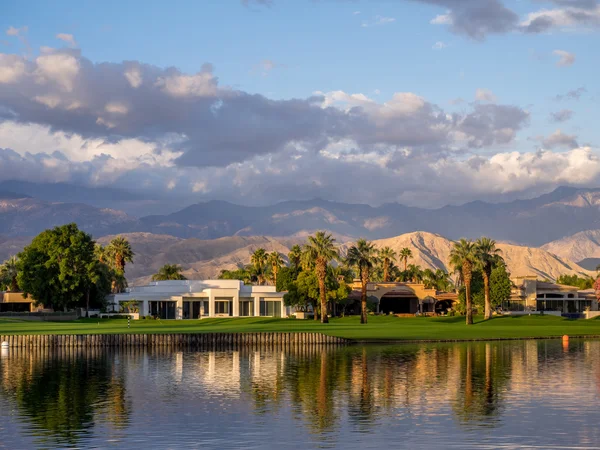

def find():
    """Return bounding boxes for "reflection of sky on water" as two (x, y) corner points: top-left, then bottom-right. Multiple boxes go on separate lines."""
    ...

(1, 340), (600, 449)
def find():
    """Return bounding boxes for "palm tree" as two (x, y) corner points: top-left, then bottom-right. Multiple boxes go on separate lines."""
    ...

(94, 244), (110, 264)
(475, 237), (503, 320)
(400, 248), (413, 272)
(378, 247), (396, 282)
(407, 264), (424, 283)
(0, 256), (19, 292)
(288, 245), (302, 271)
(268, 251), (284, 287)
(152, 264), (187, 281)
(449, 239), (477, 325)
(107, 237), (134, 273)
(303, 231), (339, 323)
(251, 248), (268, 285)
(346, 239), (379, 324)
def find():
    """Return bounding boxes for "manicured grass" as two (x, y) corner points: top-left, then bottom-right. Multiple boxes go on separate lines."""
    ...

(2, 315), (600, 341)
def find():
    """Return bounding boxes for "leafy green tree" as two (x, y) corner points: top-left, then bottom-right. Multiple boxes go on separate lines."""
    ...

(346, 238), (378, 324)
(422, 268), (453, 291)
(276, 266), (296, 292)
(556, 274), (594, 290)
(0, 255), (19, 291)
(303, 232), (339, 323)
(458, 270), (484, 314)
(284, 271), (320, 317)
(475, 237), (503, 320)
(450, 238), (477, 325)
(490, 262), (512, 309)
(17, 223), (96, 311)
(151, 264), (187, 281)
(218, 267), (253, 284)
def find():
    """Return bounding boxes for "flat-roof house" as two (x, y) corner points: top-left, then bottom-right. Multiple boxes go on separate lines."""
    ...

(506, 276), (597, 314)
(0, 292), (38, 313)
(111, 280), (289, 320)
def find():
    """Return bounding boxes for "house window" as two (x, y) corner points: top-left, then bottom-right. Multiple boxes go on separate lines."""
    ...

(260, 301), (281, 317)
(215, 301), (231, 315)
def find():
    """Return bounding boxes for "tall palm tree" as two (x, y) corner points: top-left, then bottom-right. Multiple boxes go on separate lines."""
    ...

(0, 255), (19, 292)
(251, 248), (268, 285)
(152, 264), (187, 281)
(378, 247), (396, 282)
(268, 251), (284, 287)
(288, 245), (302, 271)
(303, 231), (339, 324)
(107, 237), (134, 273)
(449, 239), (477, 325)
(407, 264), (424, 283)
(346, 239), (379, 324)
(475, 237), (503, 320)
(400, 248), (413, 272)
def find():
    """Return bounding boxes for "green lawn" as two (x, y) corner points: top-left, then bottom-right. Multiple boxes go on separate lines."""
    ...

(2, 315), (600, 341)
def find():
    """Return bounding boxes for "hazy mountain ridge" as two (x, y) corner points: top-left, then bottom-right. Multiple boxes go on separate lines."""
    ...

(96, 231), (594, 285)
(542, 229), (600, 263)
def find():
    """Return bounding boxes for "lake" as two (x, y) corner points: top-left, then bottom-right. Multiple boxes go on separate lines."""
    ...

(1, 339), (599, 449)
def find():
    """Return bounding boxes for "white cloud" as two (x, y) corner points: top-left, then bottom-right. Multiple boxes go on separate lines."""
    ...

(431, 14), (452, 25)
(6, 26), (27, 36)
(124, 66), (143, 88)
(432, 41), (448, 50)
(34, 52), (80, 92)
(105, 101), (129, 114)
(522, 5), (600, 33)
(475, 88), (497, 103)
(0, 53), (25, 83)
(155, 70), (217, 97)
(56, 33), (77, 47)
(553, 49), (576, 66)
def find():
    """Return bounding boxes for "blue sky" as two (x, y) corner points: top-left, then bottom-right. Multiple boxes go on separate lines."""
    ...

(0, 0), (599, 209)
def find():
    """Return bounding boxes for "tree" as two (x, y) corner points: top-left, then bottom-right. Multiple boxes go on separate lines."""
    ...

(378, 247), (396, 282)
(251, 248), (268, 285)
(107, 237), (134, 273)
(288, 245), (303, 272)
(449, 239), (477, 325)
(346, 239), (378, 324)
(218, 266), (253, 284)
(0, 255), (19, 292)
(107, 237), (134, 294)
(475, 237), (503, 320)
(152, 264), (187, 281)
(423, 268), (453, 292)
(400, 248), (413, 271)
(303, 231), (339, 323)
(268, 251), (284, 286)
(17, 223), (96, 311)
(406, 264), (424, 283)
(556, 274), (594, 290)
(490, 262), (512, 310)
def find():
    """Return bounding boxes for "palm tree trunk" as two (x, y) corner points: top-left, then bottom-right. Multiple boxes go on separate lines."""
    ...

(319, 274), (328, 324)
(360, 268), (368, 324)
(404, 258), (407, 272)
(483, 269), (492, 320)
(465, 279), (473, 325)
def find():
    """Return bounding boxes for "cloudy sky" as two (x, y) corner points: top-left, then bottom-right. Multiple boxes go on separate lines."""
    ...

(1, 0), (599, 211)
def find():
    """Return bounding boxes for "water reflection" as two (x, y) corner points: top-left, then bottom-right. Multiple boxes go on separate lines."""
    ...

(2, 340), (600, 448)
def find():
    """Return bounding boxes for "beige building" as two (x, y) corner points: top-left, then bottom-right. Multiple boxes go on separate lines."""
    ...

(507, 276), (597, 314)
(349, 281), (458, 315)
(0, 292), (38, 313)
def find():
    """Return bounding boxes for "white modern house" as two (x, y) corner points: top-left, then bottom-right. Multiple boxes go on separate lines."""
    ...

(111, 280), (288, 320)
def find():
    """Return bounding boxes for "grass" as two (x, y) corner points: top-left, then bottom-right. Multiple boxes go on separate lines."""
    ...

(2, 314), (600, 342)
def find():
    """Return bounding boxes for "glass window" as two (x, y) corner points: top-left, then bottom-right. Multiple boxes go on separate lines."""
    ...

(260, 301), (282, 317)
(215, 301), (230, 315)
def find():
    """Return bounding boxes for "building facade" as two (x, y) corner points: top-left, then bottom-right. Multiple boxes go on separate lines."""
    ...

(0, 292), (38, 313)
(507, 276), (597, 314)
(111, 280), (289, 320)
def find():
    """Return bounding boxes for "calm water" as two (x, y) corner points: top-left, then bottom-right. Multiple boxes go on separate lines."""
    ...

(1, 340), (600, 449)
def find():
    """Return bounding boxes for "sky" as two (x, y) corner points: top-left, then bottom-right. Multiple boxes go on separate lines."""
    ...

(0, 0), (599, 210)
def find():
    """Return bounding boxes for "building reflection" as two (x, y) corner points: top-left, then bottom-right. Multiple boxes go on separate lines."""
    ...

(2, 339), (600, 446)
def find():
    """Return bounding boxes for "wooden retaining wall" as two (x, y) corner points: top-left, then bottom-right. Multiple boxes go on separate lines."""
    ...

(0, 333), (348, 349)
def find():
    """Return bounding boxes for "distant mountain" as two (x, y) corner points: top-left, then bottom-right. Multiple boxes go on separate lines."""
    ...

(3, 185), (600, 246)
(542, 229), (600, 263)
(131, 186), (600, 246)
(98, 231), (592, 285)
(0, 196), (137, 237)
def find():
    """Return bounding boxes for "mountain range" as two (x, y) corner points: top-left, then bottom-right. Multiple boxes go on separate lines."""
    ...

(2, 182), (600, 284)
